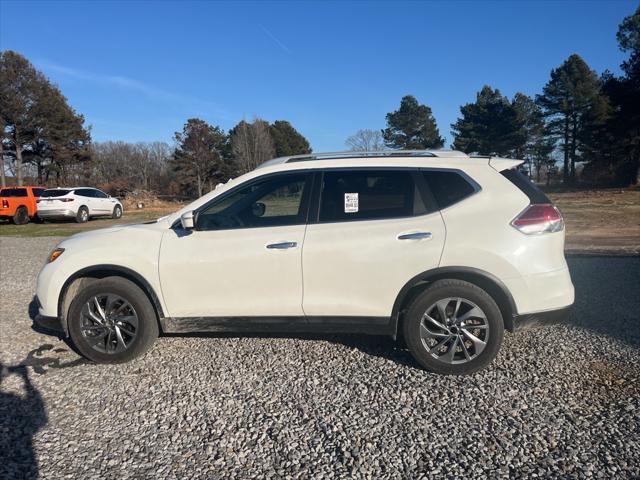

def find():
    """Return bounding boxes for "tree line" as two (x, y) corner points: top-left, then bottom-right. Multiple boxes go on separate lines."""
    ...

(1, 7), (638, 194)
(347, 7), (639, 186)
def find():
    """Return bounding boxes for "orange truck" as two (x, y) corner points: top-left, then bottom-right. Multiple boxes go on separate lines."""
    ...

(0, 186), (46, 224)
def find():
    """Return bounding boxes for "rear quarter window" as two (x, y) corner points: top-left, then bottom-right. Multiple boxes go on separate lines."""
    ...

(422, 171), (477, 209)
(501, 169), (550, 204)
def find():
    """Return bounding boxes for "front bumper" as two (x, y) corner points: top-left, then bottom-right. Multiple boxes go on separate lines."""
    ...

(37, 209), (76, 218)
(513, 304), (573, 330)
(34, 313), (66, 335)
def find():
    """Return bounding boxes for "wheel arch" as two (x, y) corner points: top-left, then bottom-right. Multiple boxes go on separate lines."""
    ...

(392, 266), (517, 336)
(58, 264), (165, 335)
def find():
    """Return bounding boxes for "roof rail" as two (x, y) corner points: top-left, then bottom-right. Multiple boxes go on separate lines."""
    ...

(258, 149), (469, 168)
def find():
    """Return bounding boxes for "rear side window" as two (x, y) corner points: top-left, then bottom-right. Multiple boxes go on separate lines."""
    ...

(422, 171), (476, 209)
(501, 169), (550, 204)
(319, 170), (426, 222)
(41, 189), (71, 198)
(0, 188), (27, 197)
(33, 188), (45, 197)
(75, 189), (94, 197)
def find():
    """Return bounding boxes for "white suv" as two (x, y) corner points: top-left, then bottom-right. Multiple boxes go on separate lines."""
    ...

(37, 187), (123, 223)
(35, 151), (574, 375)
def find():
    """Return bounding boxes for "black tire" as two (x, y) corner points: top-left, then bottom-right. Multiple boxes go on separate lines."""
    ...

(403, 279), (504, 375)
(12, 206), (29, 225)
(112, 205), (122, 219)
(76, 206), (89, 223)
(67, 277), (159, 363)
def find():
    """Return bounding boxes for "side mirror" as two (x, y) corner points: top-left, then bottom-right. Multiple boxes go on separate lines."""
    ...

(180, 210), (195, 230)
(252, 202), (266, 217)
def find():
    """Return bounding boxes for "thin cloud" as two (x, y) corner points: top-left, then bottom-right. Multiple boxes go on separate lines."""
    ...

(35, 59), (231, 119)
(260, 25), (291, 54)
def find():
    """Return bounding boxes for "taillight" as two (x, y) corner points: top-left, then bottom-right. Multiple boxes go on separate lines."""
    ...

(1, 199), (7, 208)
(511, 204), (564, 235)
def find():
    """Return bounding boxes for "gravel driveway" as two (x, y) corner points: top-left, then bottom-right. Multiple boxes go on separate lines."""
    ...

(1, 236), (638, 479)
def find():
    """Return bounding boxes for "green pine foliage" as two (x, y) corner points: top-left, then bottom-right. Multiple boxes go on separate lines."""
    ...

(383, 96), (444, 149)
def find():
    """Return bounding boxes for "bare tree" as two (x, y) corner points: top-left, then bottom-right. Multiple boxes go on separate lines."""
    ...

(345, 129), (386, 151)
(230, 118), (275, 173)
(91, 141), (172, 193)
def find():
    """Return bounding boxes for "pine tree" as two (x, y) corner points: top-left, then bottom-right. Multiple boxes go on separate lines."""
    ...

(451, 86), (522, 156)
(171, 119), (230, 197)
(536, 54), (607, 184)
(383, 96), (444, 149)
(269, 120), (311, 157)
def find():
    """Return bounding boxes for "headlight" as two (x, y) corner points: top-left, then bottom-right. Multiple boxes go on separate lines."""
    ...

(48, 248), (65, 263)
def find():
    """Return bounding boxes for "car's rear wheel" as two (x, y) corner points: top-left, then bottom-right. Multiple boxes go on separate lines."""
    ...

(112, 205), (122, 219)
(12, 206), (29, 225)
(76, 206), (89, 223)
(403, 279), (504, 375)
(68, 277), (159, 363)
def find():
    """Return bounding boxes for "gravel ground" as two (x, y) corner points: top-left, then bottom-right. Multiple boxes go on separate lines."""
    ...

(1, 236), (639, 479)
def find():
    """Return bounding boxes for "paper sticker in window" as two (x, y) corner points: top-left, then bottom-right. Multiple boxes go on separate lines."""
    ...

(344, 193), (359, 213)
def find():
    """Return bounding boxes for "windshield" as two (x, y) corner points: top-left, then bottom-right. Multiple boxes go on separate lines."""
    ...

(0, 188), (27, 197)
(41, 189), (71, 198)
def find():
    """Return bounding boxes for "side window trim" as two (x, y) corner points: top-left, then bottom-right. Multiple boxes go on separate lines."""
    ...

(191, 170), (314, 232)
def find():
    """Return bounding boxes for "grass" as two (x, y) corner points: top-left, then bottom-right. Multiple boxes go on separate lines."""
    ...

(0, 207), (179, 237)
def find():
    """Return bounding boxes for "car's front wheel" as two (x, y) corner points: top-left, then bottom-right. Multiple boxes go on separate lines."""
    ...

(403, 279), (504, 375)
(67, 277), (159, 363)
(112, 205), (122, 219)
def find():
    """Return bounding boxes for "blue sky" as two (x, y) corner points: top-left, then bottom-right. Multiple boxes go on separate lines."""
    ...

(0, 0), (635, 151)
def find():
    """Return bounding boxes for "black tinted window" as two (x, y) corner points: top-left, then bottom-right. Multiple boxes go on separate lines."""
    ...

(75, 189), (93, 197)
(319, 170), (425, 222)
(197, 173), (309, 231)
(423, 171), (476, 209)
(501, 169), (550, 204)
(93, 190), (108, 199)
(0, 188), (27, 197)
(41, 189), (71, 198)
(33, 188), (45, 197)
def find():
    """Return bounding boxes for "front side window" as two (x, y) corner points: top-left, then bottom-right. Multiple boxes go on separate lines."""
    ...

(319, 170), (425, 222)
(196, 173), (309, 231)
(93, 190), (108, 199)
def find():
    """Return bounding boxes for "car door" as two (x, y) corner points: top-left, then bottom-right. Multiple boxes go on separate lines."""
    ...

(74, 189), (96, 214)
(302, 168), (446, 319)
(91, 189), (113, 215)
(159, 171), (312, 320)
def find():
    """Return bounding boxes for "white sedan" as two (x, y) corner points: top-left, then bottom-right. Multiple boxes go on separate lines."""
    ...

(37, 187), (123, 223)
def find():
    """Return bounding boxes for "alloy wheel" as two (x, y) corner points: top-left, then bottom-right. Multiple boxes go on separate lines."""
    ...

(80, 294), (139, 354)
(419, 297), (489, 364)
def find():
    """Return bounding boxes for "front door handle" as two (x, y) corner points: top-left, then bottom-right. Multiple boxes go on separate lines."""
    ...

(397, 232), (432, 240)
(266, 241), (298, 249)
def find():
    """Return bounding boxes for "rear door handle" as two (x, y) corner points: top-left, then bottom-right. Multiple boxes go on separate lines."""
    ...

(397, 232), (432, 240)
(266, 241), (298, 249)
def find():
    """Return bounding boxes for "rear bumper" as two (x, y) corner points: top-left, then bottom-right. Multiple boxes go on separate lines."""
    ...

(513, 304), (573, 330)
(37, 208), (76, 218)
